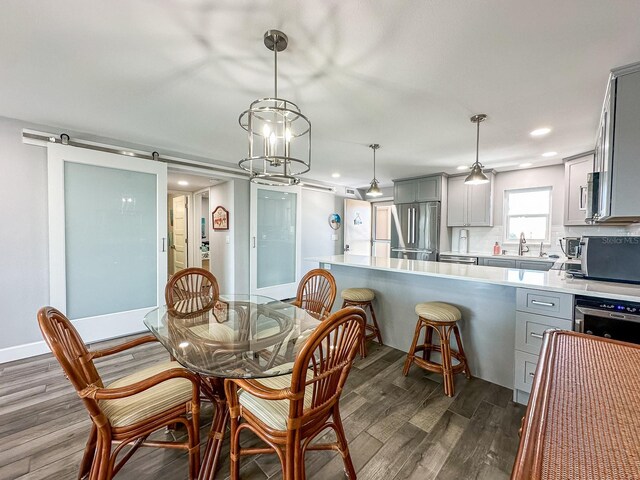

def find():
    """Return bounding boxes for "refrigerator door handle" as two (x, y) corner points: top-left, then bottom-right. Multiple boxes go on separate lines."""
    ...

(406, 208), (411, 245)
(411, 208), (416, 244)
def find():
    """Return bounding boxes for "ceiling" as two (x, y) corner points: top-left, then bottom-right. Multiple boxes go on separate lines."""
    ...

(2, 1), (640, 188)
(168, 171), (221, 192)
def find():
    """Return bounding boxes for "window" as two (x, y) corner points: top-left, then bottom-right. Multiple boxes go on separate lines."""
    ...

(504, 187), (552, 243)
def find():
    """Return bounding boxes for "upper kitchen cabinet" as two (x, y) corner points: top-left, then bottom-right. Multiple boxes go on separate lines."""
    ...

(591, 62), (640, 223)
(563, 151), (594, 226)
(393, 175), (442, 203)
(447, 172), (494, 227)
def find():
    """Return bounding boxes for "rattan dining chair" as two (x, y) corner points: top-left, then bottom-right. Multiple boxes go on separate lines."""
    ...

(165, 267), (220, 314)
(37, 307), (201, 480)
(291, 268), (337, 320)
(224, 306), (366, 480)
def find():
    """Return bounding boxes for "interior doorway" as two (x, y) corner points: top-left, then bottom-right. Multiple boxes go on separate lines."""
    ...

(372, 201), (393, 257)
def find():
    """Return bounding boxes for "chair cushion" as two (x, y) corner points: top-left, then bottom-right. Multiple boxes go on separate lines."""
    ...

(341, 288), (375, 302)
(415, 302), (462, 322)
(189, 323), (235, 342)
(238, 374), (313, 431)
(99, 361), (193, 428)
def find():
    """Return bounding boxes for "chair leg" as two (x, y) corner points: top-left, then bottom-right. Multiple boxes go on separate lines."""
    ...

(229, 419), (241, 480)
(91, 435), (112, 480)
(403, 319), (423, 376)
(453, 325), (472, 379)
(360, 336), (367, 359)
(78, 424), (97, 480)
(440, 326), (455, 397)
(368, 302), (383, 345)
(334, 406), (357, 479)
(423, 325), (434, 362)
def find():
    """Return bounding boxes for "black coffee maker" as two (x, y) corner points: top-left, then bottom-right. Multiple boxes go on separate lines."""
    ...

(560, 237), (581, 259)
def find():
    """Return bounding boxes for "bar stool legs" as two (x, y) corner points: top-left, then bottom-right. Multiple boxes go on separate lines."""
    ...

(403, 302), (471, 397)
(341, 298), (383, 358)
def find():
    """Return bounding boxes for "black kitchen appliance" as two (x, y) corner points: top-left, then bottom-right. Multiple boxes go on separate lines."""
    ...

(575, 295), (640, 344)
(569, 236), (640, 284)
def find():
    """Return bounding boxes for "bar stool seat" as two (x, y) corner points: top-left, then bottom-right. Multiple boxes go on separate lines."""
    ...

(341, 288), (382, 357)
(403, 301), (470, 397)
(341, 288), (375, 302)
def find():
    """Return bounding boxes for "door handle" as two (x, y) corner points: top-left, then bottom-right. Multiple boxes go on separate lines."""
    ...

(162, 238), (167, 252)
(530, 332), (544, 339)
(252, 236), (256, 248)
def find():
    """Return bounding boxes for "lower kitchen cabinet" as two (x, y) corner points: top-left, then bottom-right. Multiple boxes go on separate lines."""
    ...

(480, 257), (516, 268)
(477, 257), (555, 271)
(515, 260), (555, 271)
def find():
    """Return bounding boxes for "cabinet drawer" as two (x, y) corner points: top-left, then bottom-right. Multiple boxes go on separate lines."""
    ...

(515, 312), (572, 355)
(515, 260), (555, 271)
(516, 288), (573, 319)
(481, 257), (517, 268)
(514, 350), (539, 393)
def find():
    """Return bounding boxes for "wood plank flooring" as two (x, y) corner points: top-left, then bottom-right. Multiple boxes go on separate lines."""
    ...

(0, 337), (525, 480)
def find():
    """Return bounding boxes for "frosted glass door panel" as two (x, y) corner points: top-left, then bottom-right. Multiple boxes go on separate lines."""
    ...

(64, 162), (157, 319)
(256, 189), (297, 289)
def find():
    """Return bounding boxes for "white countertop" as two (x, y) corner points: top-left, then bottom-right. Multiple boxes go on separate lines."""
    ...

(309, 255), (640, 302)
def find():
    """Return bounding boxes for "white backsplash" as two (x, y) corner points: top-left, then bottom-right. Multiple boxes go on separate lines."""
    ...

(450, 224), (640, 256)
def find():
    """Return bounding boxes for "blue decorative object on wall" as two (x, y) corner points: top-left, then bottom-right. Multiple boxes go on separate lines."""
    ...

(328, 213), (342, 230)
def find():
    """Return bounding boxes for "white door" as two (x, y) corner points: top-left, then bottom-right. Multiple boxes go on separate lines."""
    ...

(48, 144), (167, 343)
(172, 195), (188, 273)
(250, 183), (302, 299)
(344, 199), (372, 255)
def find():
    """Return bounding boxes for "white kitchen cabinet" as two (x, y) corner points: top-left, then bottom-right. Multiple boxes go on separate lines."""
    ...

(394, 175), (442, 204)
(447, 172), (494, 227)
(563, 152), (594, 226)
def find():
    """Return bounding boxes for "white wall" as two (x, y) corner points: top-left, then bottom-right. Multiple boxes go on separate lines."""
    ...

(450, 164), (640, 254)
(209, 181), (234, 292)
(0, 117), (49, 352)
(301, 189), (345, 274)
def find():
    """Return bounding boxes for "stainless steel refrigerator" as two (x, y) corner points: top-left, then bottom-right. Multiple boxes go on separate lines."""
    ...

(390, 202), (440, 261)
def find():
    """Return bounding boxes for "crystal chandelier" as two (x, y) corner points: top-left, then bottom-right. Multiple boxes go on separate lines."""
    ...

(465, 114), (490, 185)
(238, 30), (311, 185)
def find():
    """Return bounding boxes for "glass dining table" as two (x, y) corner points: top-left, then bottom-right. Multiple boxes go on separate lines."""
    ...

(143, 294), (321, 479)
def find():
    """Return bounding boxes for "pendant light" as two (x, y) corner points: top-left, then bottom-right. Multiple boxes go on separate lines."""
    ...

(465, 114), (490, 185)
(238, 30), (311, 185)
(366, 144), (383, 197)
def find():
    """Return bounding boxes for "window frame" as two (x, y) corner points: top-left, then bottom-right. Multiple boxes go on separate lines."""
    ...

(503, 186), (552, 245)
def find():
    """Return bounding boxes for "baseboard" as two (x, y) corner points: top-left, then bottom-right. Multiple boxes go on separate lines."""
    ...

(0, 340), (51, 364)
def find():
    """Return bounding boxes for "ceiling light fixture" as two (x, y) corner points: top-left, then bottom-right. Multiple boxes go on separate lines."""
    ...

(238, 30), (311, 186)
(520, 163), (533, 168)
(331, 173), (341, 178)
(456, 165), (469, 171)
(366, 144), (383, 197)
(465, 114), (490, 185)
(178, 180), (189, 186)
(530, 127), (551, 137)
(541, 151), (557, 157)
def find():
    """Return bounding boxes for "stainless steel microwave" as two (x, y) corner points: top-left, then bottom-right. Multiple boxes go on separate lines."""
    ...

(581, 236), (640, 284)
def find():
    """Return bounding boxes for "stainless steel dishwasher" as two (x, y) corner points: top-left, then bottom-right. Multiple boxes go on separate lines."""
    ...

(439, 254), (478, 265)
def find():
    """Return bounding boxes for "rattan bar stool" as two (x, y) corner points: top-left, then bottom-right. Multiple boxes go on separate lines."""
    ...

(341, 288), (383, 357)
(402, 302), (471, 397)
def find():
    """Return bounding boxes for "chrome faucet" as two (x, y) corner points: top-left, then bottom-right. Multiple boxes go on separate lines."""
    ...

(518, 232), (529, 256)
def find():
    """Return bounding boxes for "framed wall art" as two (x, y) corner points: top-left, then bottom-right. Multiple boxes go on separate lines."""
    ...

(212, 206), (229, 231)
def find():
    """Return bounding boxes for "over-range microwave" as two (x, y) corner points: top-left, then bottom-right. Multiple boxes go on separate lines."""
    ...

(579, 236), (640, 284)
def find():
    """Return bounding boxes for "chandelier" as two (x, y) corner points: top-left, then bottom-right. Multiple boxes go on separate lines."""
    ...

(238, 30), (311, 185)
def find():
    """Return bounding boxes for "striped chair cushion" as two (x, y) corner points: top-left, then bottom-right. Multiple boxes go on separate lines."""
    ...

(415, 302), (462, 322)
(99, 361), (193, 428)
(189, 323), (235, 342)
(238, 373), (313, 431)
(341, 288), (375, 302)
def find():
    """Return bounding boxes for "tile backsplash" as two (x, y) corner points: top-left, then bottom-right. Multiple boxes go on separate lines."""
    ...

(450, 224), (640, 256)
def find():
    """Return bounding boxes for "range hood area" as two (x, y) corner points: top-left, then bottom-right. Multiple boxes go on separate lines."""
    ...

(588, 61), (640, 224)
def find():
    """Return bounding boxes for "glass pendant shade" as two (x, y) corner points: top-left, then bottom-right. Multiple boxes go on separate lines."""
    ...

(465, 163), (490, 185)
(366, 179), (382, 197)
(238, 30), (311, 185)
(464, 113), (489, 185)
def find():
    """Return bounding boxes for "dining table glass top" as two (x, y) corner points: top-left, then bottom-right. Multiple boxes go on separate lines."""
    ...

(143, 294), (321, 379)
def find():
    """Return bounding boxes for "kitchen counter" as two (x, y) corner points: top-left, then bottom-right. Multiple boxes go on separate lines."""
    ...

(310, 254), (640, 302)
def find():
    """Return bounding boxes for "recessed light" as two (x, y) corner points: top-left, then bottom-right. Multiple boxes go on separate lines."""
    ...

(178, 180), (189, 186)
(331, 173), (341, 178)
(456, 165), (469, 170)
(541, 151), (557, 157)
(530, 127), (551, 137)
(520, 163), (533, 168)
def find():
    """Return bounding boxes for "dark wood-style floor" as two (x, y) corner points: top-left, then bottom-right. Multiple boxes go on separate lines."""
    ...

(0, 337), (525, 480)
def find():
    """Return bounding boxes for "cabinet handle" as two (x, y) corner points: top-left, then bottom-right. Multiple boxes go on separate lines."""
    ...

(530, 332), (544, 339)
(528, 372), (535, 378)
(531, 300), (555, 307)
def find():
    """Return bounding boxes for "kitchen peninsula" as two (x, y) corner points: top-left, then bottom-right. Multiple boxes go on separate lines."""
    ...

(310, 254), (640, 403)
